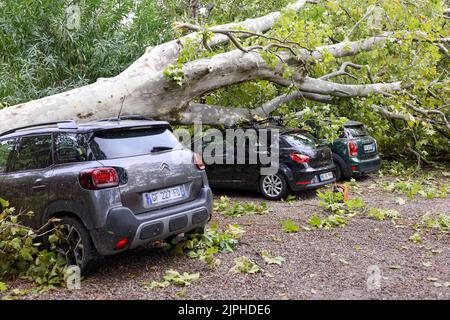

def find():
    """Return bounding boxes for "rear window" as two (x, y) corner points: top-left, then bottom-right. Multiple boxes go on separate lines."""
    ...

(89, 127), (180, 160)
(345, 126), (368, 137)
(55, 133), (91, 164)
(282, 132), (319, 148)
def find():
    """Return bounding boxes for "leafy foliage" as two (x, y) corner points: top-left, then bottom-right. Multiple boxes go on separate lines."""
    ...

(280, 219), (300, 233)
(168, 224), (244, 266)
(260, 250), (285, 266)
(229, 256), (262, 274)
(0, 0), (171, 106)
(142, 269), (200, 290)
(409, 232), (423, 243)
(213, 196), (269, 217)
(382, 179), (449, 200)
(306, 188), (366, 230)
(196, 0), (449, 161)
(417, 212), (449, 233)
(368, 208), (401, 222)
(0, 199), (66, 290)
(317, 189), (365, 216)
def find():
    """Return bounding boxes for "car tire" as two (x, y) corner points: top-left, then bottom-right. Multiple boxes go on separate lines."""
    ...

(52, 216), (102, 277)
(259, 173), (289, 200)
(335, 163), (343, 181)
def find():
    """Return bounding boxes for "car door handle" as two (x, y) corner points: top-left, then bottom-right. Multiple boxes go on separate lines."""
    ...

(32, 179), (46, 191)
(32, 184), (46, 191)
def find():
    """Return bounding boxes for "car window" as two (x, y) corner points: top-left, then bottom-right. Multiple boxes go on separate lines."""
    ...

(89, 127), (180, 160)
(345, 126), (368, 137)
(13, 135), (53, 172)
(282, 132), (319, 148)
(55, 133), (89, 164)
(0, 138), (16, 173)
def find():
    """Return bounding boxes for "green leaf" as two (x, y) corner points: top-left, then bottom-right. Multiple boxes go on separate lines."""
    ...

(230, 256), (262, 274)
(0, 282), (7, 292)
(307, 215), (322, 228)
(261, 250), (285, 266)
(280, 219), (300, 233)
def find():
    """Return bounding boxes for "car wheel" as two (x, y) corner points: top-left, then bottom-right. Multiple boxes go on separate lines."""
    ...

(335, 163), (343, 181)
(259, 173), (289, 200)
(52, 216), (101, 276)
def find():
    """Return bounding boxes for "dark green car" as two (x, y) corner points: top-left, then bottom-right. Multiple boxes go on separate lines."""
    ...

(306, 120), (381, 181)
(329, 121), (381, 181)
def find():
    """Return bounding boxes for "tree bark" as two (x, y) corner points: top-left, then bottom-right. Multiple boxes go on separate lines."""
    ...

(0, 0), (312, 133)
(0, 1), (439, 134)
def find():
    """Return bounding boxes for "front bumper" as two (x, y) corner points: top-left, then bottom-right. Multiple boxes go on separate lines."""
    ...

(349, 155), (381, 177)
(283, 163), (336, 192)
(90, 187), (213, 255)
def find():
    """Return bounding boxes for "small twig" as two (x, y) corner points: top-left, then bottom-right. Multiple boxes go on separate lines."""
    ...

(319, 62), (363, 80)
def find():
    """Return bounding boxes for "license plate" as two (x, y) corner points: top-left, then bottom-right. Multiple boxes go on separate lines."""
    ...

(319, 172), (334, 181)
(144, 185), (186, 206)
(364, 143), (375, 152)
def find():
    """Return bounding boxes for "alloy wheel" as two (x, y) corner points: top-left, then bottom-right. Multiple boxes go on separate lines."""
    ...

(55, 224), (84, 268)
(262, 174), (283, 197)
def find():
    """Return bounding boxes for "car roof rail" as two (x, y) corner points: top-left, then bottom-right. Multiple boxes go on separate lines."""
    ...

(97, 115), (154, 122)
(0, 120), (78, 137)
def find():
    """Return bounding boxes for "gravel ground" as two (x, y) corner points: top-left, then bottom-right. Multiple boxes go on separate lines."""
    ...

(3, 174), (450, 300)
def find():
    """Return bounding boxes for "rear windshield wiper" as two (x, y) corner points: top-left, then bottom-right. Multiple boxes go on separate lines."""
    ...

(151, 146), (173, 153)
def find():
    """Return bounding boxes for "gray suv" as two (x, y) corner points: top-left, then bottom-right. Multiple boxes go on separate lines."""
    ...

(0, 116), (213, 275)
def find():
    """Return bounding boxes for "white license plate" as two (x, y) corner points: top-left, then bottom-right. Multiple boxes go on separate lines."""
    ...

(144, 185), (186, 206)
(319, 172), (334, 181)
(364, 143), (375, 152)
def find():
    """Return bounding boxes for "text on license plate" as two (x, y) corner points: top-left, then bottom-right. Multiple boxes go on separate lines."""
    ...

(319, 172), (334, 181)
(364, 143), (375, 152)
(144, 185), (186, 206)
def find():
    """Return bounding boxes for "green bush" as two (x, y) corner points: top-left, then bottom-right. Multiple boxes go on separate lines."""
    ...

(0, 199), (66, 291)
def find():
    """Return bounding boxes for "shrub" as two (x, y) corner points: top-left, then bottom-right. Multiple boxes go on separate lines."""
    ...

(0, 199), (66, 291)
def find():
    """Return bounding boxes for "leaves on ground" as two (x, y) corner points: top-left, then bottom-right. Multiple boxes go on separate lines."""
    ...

(214, 196), (269, 217)
(280, 219), (300, 233)
(260, 250), (285, 266)
(230, 256), (262, 274)
(142, 270), (200, 290)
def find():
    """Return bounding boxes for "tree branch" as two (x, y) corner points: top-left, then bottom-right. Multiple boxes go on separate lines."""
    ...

(319, 62), (363, 80)
(295, 77), (403, 97)
(123, 0), (313, 73)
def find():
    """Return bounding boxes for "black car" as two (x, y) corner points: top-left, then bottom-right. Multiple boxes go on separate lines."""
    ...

(198, 123), (336, 200)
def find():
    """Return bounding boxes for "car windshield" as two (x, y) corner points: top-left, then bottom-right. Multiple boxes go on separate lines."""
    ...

(345, 125), (368, 137)
(89, 127), (180, 160)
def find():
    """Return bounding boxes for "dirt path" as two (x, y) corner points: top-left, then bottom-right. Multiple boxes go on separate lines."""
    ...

(6, 174), (450, 300)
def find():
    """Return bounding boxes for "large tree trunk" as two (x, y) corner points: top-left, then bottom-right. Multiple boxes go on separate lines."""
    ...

(0, 1), (313, 132)
(0, 1), (444, 134)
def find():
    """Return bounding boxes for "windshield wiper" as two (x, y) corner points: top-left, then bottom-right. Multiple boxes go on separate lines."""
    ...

(151, 146), (173, 153)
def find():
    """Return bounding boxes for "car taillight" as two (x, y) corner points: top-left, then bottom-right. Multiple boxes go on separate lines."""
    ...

(290, 153), (310, 163)
(79, 167), (119, 190)
(348, 141), (358, 157)
(194, 153), (205, 170)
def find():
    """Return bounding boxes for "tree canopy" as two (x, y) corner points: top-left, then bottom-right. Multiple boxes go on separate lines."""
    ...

(0, 0), (449, 163)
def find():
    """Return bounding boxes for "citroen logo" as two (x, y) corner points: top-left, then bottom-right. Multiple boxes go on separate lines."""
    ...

(160, 163), (171, 173)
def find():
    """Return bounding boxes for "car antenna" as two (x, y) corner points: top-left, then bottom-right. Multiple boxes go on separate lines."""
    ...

(117, 94), (127, 121)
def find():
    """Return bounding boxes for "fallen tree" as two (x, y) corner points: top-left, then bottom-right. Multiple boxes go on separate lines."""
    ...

(0, 0), (448, 152)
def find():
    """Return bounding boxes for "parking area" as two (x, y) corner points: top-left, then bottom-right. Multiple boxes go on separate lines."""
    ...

(5, 174), (450, 300)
